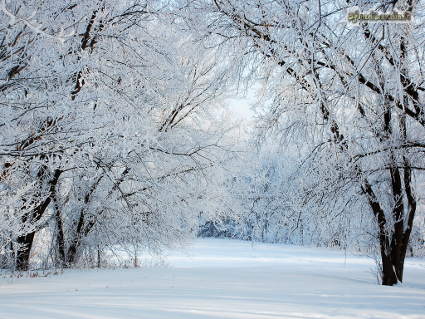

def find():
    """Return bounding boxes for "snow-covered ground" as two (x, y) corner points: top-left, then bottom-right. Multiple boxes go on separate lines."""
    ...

(1, 239), (424, 319)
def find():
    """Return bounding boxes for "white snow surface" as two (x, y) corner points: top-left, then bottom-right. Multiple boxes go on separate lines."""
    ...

(1, 238), (424, 319)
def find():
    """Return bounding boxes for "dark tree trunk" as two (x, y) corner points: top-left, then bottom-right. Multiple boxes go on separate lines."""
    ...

(15, 233), (35, 271)
(97, 246), (101, 268)
(381, 235), (409, 285)
(381, 254), (398, 286)
(363, 161), (416, 286)
(52, 184), (66, 267)
(66, 244), (78, 266)
(65, 172), (122, 266)
(15, 169), (62, 271)
(362, 178), (405, 286)
(55, 206), (66, 267)
(380, 245), (401, 286)
(66, 235), (81, 266)
(66, 209), (85, 266)
(66, 211), (96, 266)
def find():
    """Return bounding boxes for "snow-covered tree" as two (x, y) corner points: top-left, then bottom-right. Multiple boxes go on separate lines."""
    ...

(0, 0), (233, 270)
(180, 0), (425, 285)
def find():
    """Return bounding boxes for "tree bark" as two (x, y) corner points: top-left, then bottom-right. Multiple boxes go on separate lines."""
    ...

(55, 204), (66, 267)
(15, 233), (36, 271)
(381, 250), (399, 286)
(15, 169), (62, 271)
(66, 209), (85, 266)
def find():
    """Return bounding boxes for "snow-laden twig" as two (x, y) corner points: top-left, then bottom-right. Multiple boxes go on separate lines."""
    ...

(0, 0), (74, 43)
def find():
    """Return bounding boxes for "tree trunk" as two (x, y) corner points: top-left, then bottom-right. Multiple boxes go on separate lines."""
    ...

(361, 178), (409, 286)
(381, 236), (408, 286)
(379, 158), (415, 286)
(66, 242), (79, 266)
(65, 175), (104, 266)
(66, 209), (85, 266)
(16, 233), (35, 271)
(380, 250), (398, 286)
(55, 207), (66, 267)
(97, 246), (101, 268)
(15, 169), (62, 271)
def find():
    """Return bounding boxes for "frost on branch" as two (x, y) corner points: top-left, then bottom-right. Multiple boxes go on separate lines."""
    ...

(0, 0), (74, 43)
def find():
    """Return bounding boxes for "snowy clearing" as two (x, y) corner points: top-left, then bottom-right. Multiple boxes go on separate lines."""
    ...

(1, 239), (424, 319)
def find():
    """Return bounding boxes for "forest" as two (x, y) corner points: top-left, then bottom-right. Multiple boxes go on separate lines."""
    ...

(1, 1), (425, 317)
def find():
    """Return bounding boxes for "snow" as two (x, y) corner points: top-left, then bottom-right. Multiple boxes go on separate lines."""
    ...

(1, 239), (424, 319)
